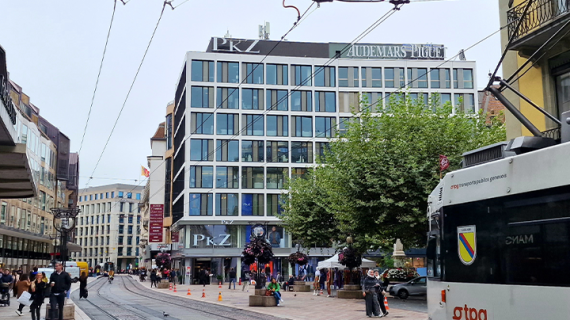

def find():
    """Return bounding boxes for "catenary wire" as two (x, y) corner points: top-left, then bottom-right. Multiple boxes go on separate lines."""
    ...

(85, 1), (169, 188)
(78, 0), (119, 156)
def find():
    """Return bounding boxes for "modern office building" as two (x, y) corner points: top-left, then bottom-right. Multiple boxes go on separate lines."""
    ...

(0, 45), (80, 271)
(167, 37), (478, 283)
(75, 184), (143, 270)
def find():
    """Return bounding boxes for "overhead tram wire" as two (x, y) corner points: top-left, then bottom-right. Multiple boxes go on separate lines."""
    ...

(85, 1), (169, 188)
(140, 5), (404, 209)
(365, 23), (512, 112)
(78, 0), (120, 156)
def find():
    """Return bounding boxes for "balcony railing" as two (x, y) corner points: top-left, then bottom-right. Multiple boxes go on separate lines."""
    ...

(508, 0), (570, 41)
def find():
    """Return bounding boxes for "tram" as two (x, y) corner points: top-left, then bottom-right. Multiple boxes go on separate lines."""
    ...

(426, 130), (570, 319)
(103, 261), (115, 273)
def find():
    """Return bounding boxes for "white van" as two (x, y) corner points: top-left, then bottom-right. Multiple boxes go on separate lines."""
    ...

(38, 267), (80, 281)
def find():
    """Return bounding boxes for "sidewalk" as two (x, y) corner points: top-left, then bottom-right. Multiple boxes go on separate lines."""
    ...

(135, 277), (427, 320)
(0, 277), (94, 320)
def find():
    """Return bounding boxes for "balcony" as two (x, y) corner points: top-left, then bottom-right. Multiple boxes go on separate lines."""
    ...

(507, 0), (570, 51)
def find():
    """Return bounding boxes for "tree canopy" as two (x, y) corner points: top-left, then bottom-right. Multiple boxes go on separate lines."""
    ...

(281, 95), (506, 254)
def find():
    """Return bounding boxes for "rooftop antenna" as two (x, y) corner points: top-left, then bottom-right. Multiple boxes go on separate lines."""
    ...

(458, 49), (466, 61)
(224, 29), (232, 39)
(259, 22), (270, 40)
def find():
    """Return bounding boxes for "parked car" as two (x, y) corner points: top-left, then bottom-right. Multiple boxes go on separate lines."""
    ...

(389, 276), (427, 299)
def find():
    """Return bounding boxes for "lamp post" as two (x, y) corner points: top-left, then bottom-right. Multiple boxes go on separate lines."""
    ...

(51, 207), (80, 271)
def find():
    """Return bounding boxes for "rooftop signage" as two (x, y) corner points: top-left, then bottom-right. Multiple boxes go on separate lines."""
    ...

(330, 43), (445, 60)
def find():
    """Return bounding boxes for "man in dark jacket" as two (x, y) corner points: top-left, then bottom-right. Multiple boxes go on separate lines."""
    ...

(228, 268), (237, 289)
(49, 263), (71, 320)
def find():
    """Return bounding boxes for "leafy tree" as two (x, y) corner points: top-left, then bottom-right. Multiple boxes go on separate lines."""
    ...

(281, 95), (505, 254)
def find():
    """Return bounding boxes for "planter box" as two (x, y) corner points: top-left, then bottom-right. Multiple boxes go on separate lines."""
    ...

(45, 303), (75, 320)
(157, 281), (170, 289)
(291, 284), (310, 292)
(337, 284), (363, 299)
(249, 295), (277, 307)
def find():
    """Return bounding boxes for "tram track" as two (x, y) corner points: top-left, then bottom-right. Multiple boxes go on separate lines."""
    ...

(120, 275), (281, 320)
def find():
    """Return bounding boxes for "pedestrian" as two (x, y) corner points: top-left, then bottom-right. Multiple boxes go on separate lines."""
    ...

(326, 268), (333, 297)
(267, 278), (283, 307)
(374, 270), (389, 317)
(15, 274), (31, 316)
(319, 268), (327, 291)
(79, 272), (88, 300)
(362, 270), (380, 318)
(228, 268), (236, 290)
(0, 269), (13, 304)
(150, 269), (157, 288)
(199, 269), (206, 287)
(13, 270), (19, 297)
(29, 267), (38, 282)
(49, 263), (71, 320)
(30, 272), (47, 320)
(241, 272), (250, 292)
(284, 274), (295, 292)
(170, 269), (176, 283)
(313, 270), (320, 295)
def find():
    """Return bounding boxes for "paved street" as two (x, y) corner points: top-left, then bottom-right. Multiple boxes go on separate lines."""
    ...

(129, 275), (427, 320)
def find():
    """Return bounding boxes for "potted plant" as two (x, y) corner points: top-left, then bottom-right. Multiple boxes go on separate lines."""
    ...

(242, 237), (274, 289)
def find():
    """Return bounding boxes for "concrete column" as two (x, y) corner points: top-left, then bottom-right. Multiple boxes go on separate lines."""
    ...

(236, 257), (242, 281)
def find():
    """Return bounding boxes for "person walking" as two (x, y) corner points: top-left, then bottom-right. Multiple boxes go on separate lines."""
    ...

(30, 272), (47, 320)
(79, 272), (88, 300)
(375, 270), (389, 317)
(362, 270), (381, 318)
(228, 268), (236, 290)
(313, 271), (320, 295)
(49, 263), (71, 320)
(241, 272), (250, 292)
(319, 268), (327, 291)
(0, 269), (13, 305)
(15, 274), (31, 316)
(267, 278), (283, 307)
(150, 269), (157, 288)
(12, 270), (19, 298)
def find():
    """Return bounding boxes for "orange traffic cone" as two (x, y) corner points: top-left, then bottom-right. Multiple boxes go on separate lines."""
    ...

(187, 288), (191, 296)
(218, 282), (222, 289)
(384, 297), (390, 311)
(174, 284), (177, 293)
(169, 283), (172, 291)
(238, 278), (242, 286)
(218, 291), (223, 301)
(201, 289), (206, 298)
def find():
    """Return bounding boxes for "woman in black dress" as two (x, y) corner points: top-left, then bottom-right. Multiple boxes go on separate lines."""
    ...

(30, 272), (47, 320)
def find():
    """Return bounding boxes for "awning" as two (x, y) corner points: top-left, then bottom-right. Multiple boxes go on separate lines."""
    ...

(316, 253), (377, 270)
(0, 224), (52, 243)
(0, 143), (36, 198)
(67, 242), (82, 252)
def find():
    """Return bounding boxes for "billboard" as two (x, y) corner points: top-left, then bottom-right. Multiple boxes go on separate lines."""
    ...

(149, 204), (164, 243)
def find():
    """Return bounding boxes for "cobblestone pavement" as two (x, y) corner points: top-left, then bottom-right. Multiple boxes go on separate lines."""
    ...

(135, 276), (428, 320)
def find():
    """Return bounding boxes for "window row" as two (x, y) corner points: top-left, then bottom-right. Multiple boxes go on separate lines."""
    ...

(79, 202), (141, 215)
(190, 166), (310, 189)
(0, 202), (52, 236)
(79, 191), (141, 202)
(191, 60), (474, 89)
(189, 193), (284, 216)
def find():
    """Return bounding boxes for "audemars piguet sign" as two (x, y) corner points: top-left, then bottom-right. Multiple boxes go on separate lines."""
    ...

(336, 43), (445, 60)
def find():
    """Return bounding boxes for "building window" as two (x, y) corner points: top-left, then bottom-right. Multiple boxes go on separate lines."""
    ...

(191, 86), (214, 108)
(417, 68), (428, 88)
(266, 168), (288, 189)
(315, 117), (336, 138)
(267, 194), (283, 216)
(291, 142), (313, 163)
(243, 63), (264, 84)
(291, 167), (309, 181)
(127, 192), (132, 199)
(266, 64), (288, 85)
(266, 115), (288, 137)
(241, 167), (264, 189)
(370, 67), (382, 88)
(216, 88), (239, 109)
(190, 166), (214, 188)
(454, 93), (475, 113)
(111, 192), (114, 198)
(291, 91), (312, 112)
(339, 92), (360, 113)
(128, 215), (133, 223)
(191, 112), (214, 134)
(440, 93), (452, 106)
(215, 194), (238, 216)
(189, 194), (213, 216)
(105, 192), (109, 199)
(315, 92), (336, 112)
(136, 193), (141, 200)
(242, 141), (264, 162)
(242, 89), (264, 110)
(191, 60), (215, 82)
(292, 116), (313, 137)
(1, 202), (6, 225)
(128, 225), (133, 234)
(361, 92), (383, 112)
(127, 248), (132, 256)
(315, 66), (335, 87)
(384, 68), (395, 88)
(119, 225), (124, 234)
(266, 89), (288, 111)
(338, 67), (358, 87)
(215, 166), (239, 189)
(216, 140), (239, 162)
(463, 69), (474, 89)
(127, 236), (132, 245)
(242, 194), (264, 216)
(242, 114), (264, 136)
(119, 202), (124, 213)
(292, 65), (312, 86)
(409, 93), (429, 108)
(190, 139), (214, 161)
(267, 141), (288, 163)
(316, 142), (331, 160)
(453, 69), (458, 89)
(216, 113), (239, 135)
(216, 61), (239, 83)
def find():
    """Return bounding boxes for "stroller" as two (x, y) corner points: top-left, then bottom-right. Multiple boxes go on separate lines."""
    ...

(0, 283), (10, 307)
(139, 272), (146, 282)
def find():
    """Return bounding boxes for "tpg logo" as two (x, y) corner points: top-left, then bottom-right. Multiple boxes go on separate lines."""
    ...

(453, 305), (488, 320)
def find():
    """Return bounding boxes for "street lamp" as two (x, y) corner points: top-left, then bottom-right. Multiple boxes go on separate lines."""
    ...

(51, 207), (81, 270)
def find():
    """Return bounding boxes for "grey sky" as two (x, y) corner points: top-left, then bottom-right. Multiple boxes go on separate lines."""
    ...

(0, 0), (501, 188)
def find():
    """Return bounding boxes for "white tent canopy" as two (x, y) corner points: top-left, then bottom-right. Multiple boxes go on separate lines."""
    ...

(316, 253), (376, 270)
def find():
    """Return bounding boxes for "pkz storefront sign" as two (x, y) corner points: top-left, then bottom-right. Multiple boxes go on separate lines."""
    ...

(193, 233), (232, 246)
(335, 43), (445, 60)
(0, 47), (16, 125)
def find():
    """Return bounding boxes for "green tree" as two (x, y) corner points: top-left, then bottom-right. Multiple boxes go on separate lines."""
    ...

(281, 95), (505, 254)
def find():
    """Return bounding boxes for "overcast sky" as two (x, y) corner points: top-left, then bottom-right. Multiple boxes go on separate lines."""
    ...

(0, 0), (501, 188)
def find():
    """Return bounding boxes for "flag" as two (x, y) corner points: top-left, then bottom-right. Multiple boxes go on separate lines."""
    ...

(439, 155), (450, 172)
(141, 166), (150, 177)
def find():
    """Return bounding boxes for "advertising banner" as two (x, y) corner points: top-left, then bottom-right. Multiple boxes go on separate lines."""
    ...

(149, 204), (164, 243)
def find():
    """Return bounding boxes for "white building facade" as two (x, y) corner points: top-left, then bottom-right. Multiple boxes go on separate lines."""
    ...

(74, 184), (144, 270)
(170, 38), (478, 283)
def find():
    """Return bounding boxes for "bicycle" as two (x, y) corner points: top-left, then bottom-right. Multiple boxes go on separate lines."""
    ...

(108, 277), (113, 284)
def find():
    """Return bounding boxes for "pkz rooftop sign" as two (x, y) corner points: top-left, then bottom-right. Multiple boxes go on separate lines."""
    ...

(333, 43), (445, 60)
